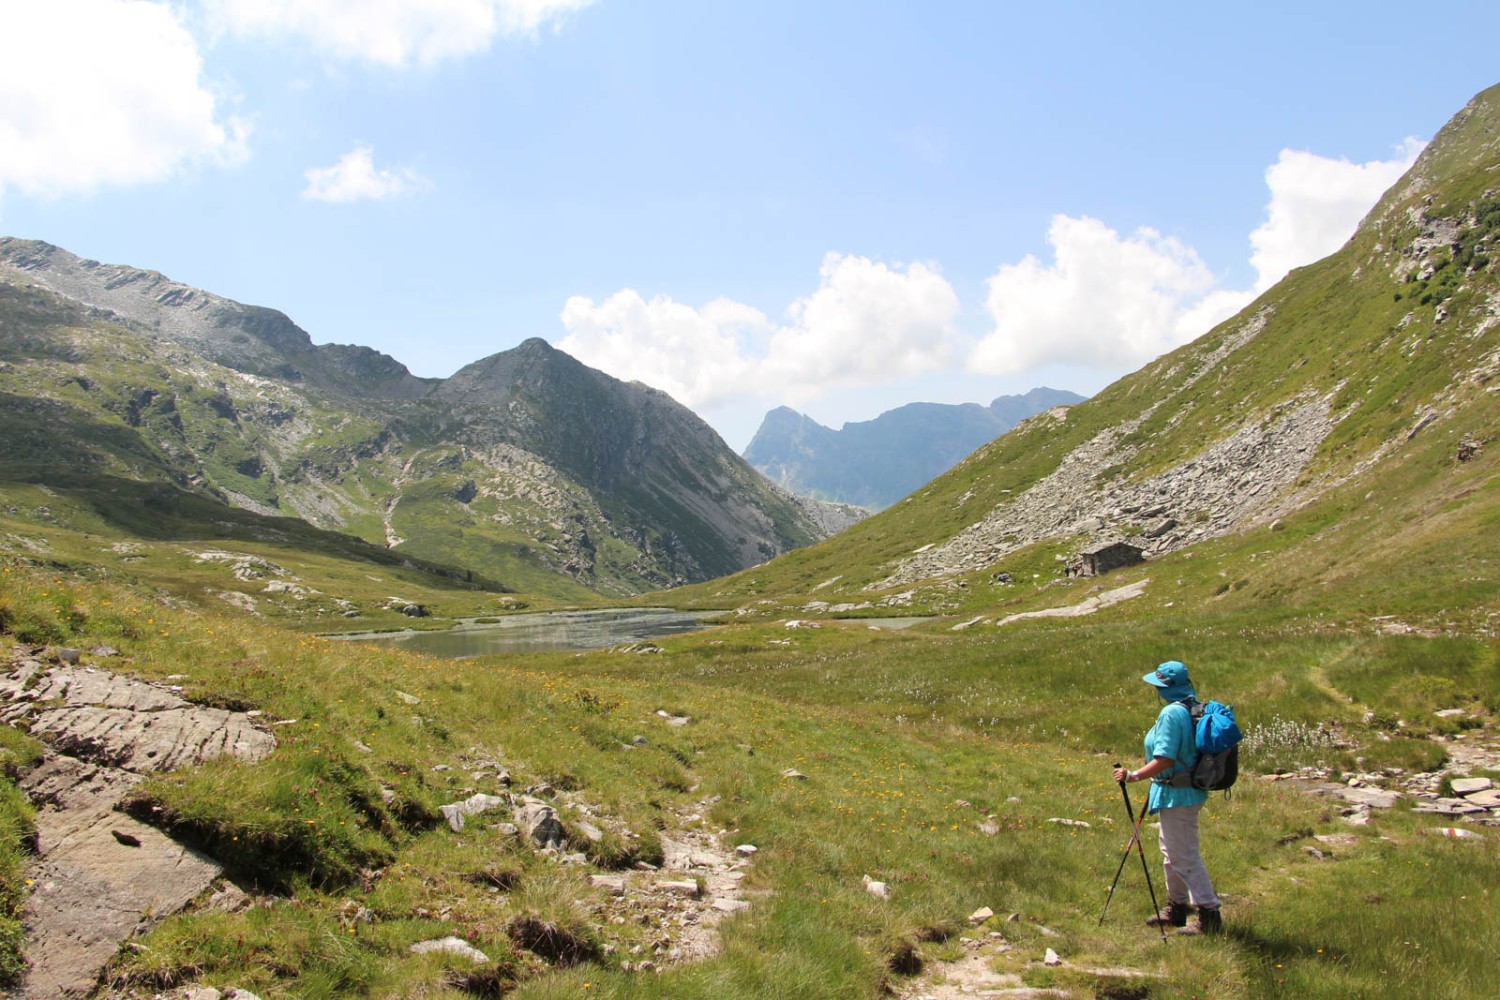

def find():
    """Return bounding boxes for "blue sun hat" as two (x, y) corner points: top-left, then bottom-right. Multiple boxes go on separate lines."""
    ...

(1143, 660), (1196, 701)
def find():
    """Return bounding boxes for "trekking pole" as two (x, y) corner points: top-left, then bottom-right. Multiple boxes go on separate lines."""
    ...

(1110, 764), (1169, 943)
(1098, 791), (1149, 925)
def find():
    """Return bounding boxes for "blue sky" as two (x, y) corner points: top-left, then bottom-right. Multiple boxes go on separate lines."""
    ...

(3, 1), (1498, 450)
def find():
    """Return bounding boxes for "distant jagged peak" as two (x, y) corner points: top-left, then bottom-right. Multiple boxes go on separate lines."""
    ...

(745, 388), (1086, 510)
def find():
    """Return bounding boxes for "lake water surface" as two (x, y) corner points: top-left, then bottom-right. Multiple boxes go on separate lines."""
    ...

(332, 607), (724, 659)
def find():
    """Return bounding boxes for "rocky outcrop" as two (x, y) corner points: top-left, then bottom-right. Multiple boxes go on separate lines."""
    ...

(773, 486), (869, 537)
(1, 663), (276, 772)
(1, 649), (274, 998)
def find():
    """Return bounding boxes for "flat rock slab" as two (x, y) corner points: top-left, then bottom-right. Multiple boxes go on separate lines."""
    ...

(661, 836), (727, 870)
(23, 806), (221, 998)
(1327, 786), (1402, 809)
(1462, 788), (1500, 808)
(27, 704), (274, 773)
(1, 657), (274, 999)
(1413, 800), (1487, 816)
(1, 665), (275, 773)
(1451, 777), (1494, 795)
(20, 754), (142, 812)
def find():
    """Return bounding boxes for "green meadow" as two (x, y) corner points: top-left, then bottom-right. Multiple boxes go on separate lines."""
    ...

(1, 542), (1495, 998)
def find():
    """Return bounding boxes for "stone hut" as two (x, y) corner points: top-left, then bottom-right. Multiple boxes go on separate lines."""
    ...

(1076, 541), (1144, 577)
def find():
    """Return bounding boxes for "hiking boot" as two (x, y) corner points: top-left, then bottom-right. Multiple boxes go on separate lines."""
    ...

(1145, 902), (1189, 928)
(1179, 906), (1223, 936)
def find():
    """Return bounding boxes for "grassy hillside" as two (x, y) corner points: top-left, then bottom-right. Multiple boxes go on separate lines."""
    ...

(664, 85), (1500, 629)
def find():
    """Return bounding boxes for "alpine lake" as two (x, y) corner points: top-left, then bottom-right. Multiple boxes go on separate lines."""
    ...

(331, 608), (932, 658)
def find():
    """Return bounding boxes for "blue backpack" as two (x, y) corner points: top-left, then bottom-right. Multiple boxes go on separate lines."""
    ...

(1168, 699), (1242, 792)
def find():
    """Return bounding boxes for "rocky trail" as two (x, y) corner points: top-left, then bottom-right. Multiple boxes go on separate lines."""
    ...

(0, 648), (761, 998)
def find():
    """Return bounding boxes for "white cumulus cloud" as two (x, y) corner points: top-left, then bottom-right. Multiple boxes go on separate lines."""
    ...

(766, 253), (960, 396)
(302, 147), (424, 202)
(1249, 139), (1424, 292)
(558, 253), (960, 409)
(207, 0), (595, 67)
(0, 0), (247, 199)
(970, 142), (1425, 375)
(971, 216), (1220, 375)
(558, 291), (768, 406)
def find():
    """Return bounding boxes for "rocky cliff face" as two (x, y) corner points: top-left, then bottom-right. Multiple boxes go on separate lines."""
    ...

(0, 247), (835, 596)
(745, 388), (1085, 509)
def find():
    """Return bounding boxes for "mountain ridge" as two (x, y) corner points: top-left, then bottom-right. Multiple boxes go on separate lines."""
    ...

(0, 244), (836, 597)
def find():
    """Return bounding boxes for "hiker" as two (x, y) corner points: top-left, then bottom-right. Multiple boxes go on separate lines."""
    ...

(1111, 660), (1223, 935)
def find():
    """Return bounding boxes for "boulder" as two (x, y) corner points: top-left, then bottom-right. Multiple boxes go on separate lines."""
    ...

(410, 936), (490, 962)
(514, 796), (566, 848)
(661, 836), (727, 870)
(439, 793), (509, 833)
(590, 875), (626, 896)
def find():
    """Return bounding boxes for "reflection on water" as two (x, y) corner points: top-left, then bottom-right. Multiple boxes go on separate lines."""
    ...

(332, 608), (723, 659)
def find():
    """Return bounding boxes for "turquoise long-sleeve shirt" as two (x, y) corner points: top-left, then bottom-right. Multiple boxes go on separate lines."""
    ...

(1144, 701), (1208, 814)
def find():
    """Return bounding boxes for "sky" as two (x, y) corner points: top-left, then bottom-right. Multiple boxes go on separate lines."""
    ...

(2, 2), (1499, 452)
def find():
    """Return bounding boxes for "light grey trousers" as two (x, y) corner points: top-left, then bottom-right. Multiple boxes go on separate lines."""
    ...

(1157, 802), (1220, 908)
